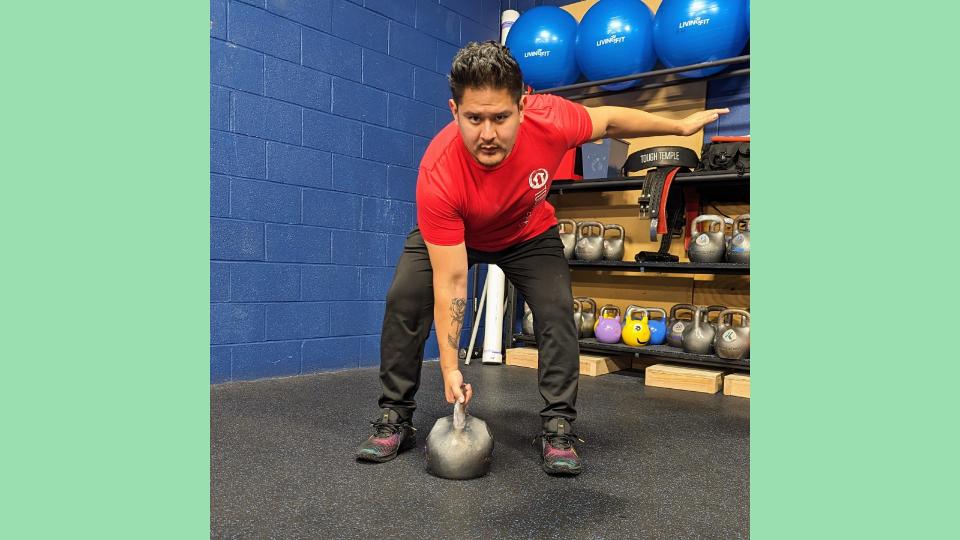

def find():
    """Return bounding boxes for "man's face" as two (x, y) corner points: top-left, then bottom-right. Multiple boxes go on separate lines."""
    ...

(450, 87), (525, 168)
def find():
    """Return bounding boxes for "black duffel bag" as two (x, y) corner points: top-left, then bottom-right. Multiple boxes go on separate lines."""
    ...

(697, 137), (749, 174)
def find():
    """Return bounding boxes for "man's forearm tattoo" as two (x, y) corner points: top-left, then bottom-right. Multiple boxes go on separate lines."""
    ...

(447, 297), (466, 350)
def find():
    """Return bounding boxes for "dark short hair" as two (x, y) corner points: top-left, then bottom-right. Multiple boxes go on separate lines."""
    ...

(448, 41), (524, 105)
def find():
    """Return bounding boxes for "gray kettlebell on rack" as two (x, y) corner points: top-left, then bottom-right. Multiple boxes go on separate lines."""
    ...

(522, 302), (534, 336)
(715, 309), (750, 360)
(682, 307), (717, 355)
(575, 221), (604, 262)
(687, 214), (726, 263)
(575, 297), (597, 338)
(667, 304), (696, 348)
(725, 214), (750, 264)
(572, 299), (583, 334)
(705, 305), (727, 331)
(558, 219), (577, 260)
(602, 224), (625, 261)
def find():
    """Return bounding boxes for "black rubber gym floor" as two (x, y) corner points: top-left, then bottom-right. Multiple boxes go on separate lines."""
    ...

(211, 361), (749, 539)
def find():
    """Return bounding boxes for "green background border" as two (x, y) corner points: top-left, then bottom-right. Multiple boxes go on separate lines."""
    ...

(2, 1), (957, 537)
(2, 2), (208, 537)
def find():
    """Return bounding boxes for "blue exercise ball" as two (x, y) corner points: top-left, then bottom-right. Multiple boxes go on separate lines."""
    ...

(653, 0), (749, 78)
(575, 0), (656, 91)
(505, 6), (580, 90)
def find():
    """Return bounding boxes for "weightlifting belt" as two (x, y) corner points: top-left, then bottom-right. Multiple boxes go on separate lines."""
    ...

(623, 146), (699, 241)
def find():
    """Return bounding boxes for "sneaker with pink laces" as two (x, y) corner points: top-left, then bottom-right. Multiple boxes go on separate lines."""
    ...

(538, 418), (583, 475)
(356, 409), (417, 463)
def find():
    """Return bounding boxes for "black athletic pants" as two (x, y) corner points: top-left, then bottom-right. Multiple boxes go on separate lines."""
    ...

(377, 226), (580, 429)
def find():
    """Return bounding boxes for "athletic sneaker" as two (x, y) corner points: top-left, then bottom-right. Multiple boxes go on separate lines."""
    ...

(356, 409), (417, 463)
(538, 417), (583, 475)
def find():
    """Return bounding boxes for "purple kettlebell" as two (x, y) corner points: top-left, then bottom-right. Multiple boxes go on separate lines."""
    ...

(594, 304), (623, 344)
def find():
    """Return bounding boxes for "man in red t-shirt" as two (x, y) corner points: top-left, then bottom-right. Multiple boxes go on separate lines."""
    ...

(358, 42), (727, 475)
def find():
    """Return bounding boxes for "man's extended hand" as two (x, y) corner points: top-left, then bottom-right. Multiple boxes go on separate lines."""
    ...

(443, 369), (473, 405)
(677, 108), (730, 136)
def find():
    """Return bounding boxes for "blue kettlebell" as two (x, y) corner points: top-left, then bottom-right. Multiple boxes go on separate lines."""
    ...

(646, 307), (668, 345)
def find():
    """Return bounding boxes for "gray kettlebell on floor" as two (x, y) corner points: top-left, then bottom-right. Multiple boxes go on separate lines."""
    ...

(522, 302), (534, 336)
(715, 309), (750, 360)
(425, 395), (494, 480)
(575, 221), (604, 262)
(667, 304), (696, 348)
(575, 297), (597, 338)
(602, 224), (625, 261)
(688, 214), (726, 263)
(682, 307), (716, 355)
(725, 214), (750, 264)
(558, 219), (577, 260)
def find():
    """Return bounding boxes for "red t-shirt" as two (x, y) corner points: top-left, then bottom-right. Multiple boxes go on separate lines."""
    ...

(416, 93), (593, 252)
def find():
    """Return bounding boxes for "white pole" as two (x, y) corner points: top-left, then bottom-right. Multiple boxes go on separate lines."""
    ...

(463, 275), (489, 366)
(482, 265), (506, 365)
(501, 10), (519, 45)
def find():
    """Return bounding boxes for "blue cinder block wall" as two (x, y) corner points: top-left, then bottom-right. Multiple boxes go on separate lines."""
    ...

(211, 0), (501, 383)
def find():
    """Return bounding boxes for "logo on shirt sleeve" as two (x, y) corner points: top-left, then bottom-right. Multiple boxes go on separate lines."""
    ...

(528, 168), (549, 190)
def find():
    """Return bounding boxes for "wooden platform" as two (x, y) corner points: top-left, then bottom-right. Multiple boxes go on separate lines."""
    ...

(645, 363), (723, 394)
(505, 347), (631, 376)
(723, 373), (750, 398)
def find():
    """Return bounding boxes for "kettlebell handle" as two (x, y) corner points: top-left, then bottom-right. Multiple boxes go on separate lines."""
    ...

(453, 384), (469, 430)
(691, 214), (724, 235)
(574, 296), (597, 314)
(603, 224), (625, 240)
(577, 221), (603, 237)
(718, 309), (750, 327)
(734, 214), (750, 234)
(558, 219), (576, 235)
(670, 303), (696, 320)
(624, 306), (648, 321)
(705, 305), (726, 323)
(646, 307), (667, 320)
(599, 304), (621, 319)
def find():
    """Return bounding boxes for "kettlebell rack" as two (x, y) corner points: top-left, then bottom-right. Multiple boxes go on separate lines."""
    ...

(504, 171), (750, 372)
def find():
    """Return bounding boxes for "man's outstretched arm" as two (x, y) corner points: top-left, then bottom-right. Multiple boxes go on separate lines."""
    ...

(585, 106), (730, 141)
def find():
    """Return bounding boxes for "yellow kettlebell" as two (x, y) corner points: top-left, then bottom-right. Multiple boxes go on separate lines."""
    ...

(621, 305), (651, 346)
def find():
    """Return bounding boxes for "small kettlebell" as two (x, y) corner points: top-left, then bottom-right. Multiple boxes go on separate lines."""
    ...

(574, 297), (597, 338)
(725, 214), (750, 264)
(621, 306), (651, 346)
(645, 307), (668, 345)
(594, 304), (622, 344)
(574, 221), (604, 262)
(522, 302), (534, 336)
(666, 304), (696, 348)
(687, 214), (726, 263)
(602, 224), (625, 262)
(715, 309), (750, 360)
(572, 300), (582, 337)
(682, 307), (717, 355)
(558, 219), (577, 260)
